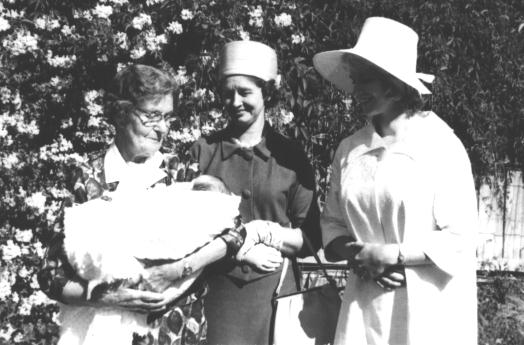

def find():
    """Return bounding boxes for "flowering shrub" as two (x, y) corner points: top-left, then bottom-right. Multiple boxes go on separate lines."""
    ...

(0, 0), (523, 343)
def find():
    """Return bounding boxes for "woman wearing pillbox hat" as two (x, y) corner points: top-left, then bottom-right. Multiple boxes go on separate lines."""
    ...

(316, 17), (477, 345)
(189, 40), (321, 345)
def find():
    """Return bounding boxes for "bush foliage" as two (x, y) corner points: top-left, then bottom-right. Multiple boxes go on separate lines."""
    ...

(0, 0), (523, 343)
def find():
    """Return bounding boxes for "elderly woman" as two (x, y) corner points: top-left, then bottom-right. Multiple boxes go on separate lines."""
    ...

(314, 17), (477, 345)
(38, 64), (245, 345)
(189, 41), (321, 345)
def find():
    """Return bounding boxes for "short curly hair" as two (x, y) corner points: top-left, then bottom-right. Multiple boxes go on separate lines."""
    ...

(105, 64), (176, 123)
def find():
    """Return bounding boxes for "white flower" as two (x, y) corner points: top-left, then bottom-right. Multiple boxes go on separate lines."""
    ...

(239, 29), (250, 40)
(2, 153), (19, 169)
(291, 33), (305, 45)
(274, 74), (282, 89)
(145, 30), (167, 52)
(113, 31), (128, 50)
(342, 98), (353, 109)
(130, 46), (146, 59)
(14, 229), (33, 243)
(34, 16), (60, 30)
(166, 21), (183, 35)
(29, 274), (39, 289)
(50, 76), (63, 88)
(248, 6), (264, 28)
(192, 88), (207, 100)
(2, 240), (22, 261)
(4, 9), (24, 19)
(88, 104), (104, 117)
(274, 13), (292, 27)
(46, 50), (76, 68)
(0, 87), (11, 103)
(73, 10), (93, 20)
(0, 17), (10, 32)
(52, 311), (60, 324)
(87, 115), (102, 127)
(2, 29), (39, 56)
(25, 191), (47, 212)
(279, 109), (294, 124)
(201, 122), (215, 136)
(16, 119), (39, 136)
(18, 297), (32, 315)
(93, 5), (113, 19)
(0, 277), (13, 300)
(146, 0), (164, 5)
(61, 24), (73, 36)
(84, 90), (100, 103)
(18, 266), (30, 278)
(174, 66), (189, 85)
(34, 17), (47, 30)
(117, 62), (130, 72)
(107, 0), (129, 5)
(0, 324), (14, 340)
(200, 54), (211, 65)
(209, 109), (222, 119)
(28, 290), (51, 306)
(249, 6), (263, 19)
(132, 13), (152, 30)
(169, 127), (200, 143)
(180, 9), (194, 20)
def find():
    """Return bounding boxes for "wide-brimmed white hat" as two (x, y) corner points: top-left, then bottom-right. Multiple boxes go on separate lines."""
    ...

(313, 17), (434, 94)
(219, 41), (278, 82)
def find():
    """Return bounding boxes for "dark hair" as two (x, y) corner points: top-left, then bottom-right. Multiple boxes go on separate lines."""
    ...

(105, 64), (176, 124)
(382, 74), (423, 116)
(251, 77), (280, 109)
(345, 55), (424, 116)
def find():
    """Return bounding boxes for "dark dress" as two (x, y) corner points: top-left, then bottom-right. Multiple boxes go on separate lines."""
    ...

(37, 150), (207, 345)
(190, 123), (321, 345)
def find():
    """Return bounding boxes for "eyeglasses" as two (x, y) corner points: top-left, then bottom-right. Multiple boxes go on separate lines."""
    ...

(132, 108), (175, 127)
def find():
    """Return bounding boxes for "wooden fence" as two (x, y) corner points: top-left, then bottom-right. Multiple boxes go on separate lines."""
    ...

(477, 171), (524, 269)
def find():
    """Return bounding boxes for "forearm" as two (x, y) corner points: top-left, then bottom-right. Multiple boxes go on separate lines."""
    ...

(163, 238), (228, 282)
(398, 243), (432, 266)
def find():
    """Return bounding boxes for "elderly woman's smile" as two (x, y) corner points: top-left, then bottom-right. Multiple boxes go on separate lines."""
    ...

(117, 93), (173, 162)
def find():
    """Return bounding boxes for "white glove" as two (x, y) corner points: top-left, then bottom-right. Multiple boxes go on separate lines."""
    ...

(236, 220), (284, 262)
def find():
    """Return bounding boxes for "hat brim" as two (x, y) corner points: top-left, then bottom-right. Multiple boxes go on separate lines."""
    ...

(313, 49), (431, 95)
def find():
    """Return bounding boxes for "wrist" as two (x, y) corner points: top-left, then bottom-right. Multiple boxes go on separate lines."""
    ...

(397, 243), (406, 266)
(219, 224), (247, 259)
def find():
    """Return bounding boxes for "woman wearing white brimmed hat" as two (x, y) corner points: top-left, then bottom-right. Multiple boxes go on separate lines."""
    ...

(189, 41), (321, 345)
(316, 17), (477, 345)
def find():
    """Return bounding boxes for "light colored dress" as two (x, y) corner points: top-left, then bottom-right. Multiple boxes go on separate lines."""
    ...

(321, 111), (478, 345)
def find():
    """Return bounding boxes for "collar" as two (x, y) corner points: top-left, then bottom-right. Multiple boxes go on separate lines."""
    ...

(220, 124), (272, 161)
(104, 143), (166, 185)
(356, 113), (432, 160)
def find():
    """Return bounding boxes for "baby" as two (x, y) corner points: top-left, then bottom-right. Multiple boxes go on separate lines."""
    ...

(191, 174), (232, 194)
(59, 175), (241, 345)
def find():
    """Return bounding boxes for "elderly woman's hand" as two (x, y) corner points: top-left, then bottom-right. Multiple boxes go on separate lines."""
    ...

(348, 242), (399, 278)
(93, 287), (167, 314)
(242, 244), (283, 273)
(143, 262), (183, 292)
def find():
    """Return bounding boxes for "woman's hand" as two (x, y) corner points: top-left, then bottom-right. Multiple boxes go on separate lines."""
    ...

(348, 242), (399, 278)
(143, 262), (181, 292)
(93, 287), (167, 314)
(374, 266), (406, 290)
(242, 244), (283, 273)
